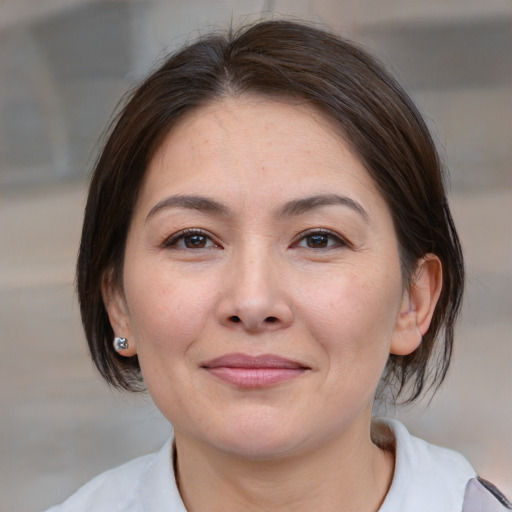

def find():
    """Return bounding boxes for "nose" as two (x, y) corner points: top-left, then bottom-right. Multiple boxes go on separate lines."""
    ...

(217, 245), (293, 332)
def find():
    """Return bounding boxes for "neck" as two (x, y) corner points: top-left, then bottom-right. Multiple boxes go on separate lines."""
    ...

(174, 420), (394, 512)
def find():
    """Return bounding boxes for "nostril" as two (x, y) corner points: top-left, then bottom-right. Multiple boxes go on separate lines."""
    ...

(265, 316), (278, 323)
(230, 315), (241, 323)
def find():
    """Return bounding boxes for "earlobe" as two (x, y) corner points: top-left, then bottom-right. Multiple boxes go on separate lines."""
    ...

(101, 273), (137, 357)
(390, 254), (443, 356)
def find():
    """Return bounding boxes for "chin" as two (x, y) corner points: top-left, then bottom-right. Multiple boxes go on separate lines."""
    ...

(204, 414), (314, 461)
(217, 434), (305, 461)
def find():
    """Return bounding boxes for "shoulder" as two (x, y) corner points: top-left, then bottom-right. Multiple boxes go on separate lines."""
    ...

(462, 477), (512, 511)
(44, 453), (154, 512)
(43, 438), (185, 512)
(374, 418), (477, 511)
(390, 418), (475, 476)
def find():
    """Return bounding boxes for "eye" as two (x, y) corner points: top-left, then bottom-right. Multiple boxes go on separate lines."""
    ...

(293, 229), (348, 250)
(164, 229), (220, 250)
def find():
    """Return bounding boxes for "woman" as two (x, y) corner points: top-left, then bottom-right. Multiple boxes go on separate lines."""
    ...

(46, 20), (510, 511)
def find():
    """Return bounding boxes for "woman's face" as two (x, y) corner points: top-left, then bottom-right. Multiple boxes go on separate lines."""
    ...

(107, 97), (419, 459)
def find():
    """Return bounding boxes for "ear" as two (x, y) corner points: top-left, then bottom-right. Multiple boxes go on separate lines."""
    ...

(101, 272), (137, 357)
(390, 254), (443, 356)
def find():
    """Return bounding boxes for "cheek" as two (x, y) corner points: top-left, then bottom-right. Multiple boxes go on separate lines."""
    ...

(122, 270), (218, 415)
(300, 267), (403, 368)
(123, 264), (216, 356)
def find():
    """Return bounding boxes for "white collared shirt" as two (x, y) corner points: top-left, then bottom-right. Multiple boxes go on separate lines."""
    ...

(45, 419), (477, 511)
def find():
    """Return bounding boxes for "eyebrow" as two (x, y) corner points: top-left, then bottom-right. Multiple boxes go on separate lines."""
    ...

(277, 194), (369, 222)
(145, 193), (369, 223)
(146, 195), (230, 222)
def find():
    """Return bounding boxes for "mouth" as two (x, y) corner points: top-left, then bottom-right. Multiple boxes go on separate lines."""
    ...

(201, 353), (310, 388)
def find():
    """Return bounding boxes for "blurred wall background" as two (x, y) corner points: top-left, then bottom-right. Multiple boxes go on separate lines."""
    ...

(0, 1), (511, 510)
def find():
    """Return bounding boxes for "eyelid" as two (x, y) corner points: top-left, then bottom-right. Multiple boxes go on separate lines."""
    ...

(162, 228), (221, 249)
(290, 228), (352, 249)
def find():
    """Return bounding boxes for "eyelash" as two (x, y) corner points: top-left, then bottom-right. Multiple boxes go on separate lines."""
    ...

(162, 228), (349, 251)
(291, 229), (350, 250)
(162, 229), (221, 250)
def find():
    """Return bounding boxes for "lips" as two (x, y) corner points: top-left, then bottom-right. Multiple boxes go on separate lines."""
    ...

(201, 353), (310, 388)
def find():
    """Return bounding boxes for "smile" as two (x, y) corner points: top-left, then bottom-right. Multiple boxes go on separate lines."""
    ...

(201, 353), (310, 388)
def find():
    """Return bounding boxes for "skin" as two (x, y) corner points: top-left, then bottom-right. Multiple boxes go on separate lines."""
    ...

(104, 96), (442, 512)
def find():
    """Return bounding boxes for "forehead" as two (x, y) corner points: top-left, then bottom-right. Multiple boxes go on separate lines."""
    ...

(136, 96), (382, 214)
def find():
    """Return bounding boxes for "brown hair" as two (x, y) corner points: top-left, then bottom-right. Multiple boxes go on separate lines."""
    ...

(77, 20), (464, 402)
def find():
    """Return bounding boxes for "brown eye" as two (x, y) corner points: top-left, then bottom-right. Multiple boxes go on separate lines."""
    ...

(294, 230), (346, 250)
(165, 230), (219, 249)
(183, 234), (209, 248)
(306, 234), (330, 248)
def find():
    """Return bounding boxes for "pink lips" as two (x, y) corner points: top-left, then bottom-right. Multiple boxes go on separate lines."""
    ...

(202, 353), (309, 388)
